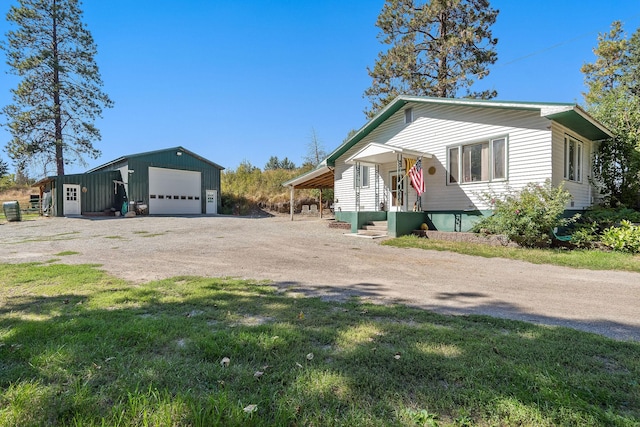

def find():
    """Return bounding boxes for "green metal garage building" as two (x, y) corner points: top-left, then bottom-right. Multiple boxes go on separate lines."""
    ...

(33, 147), (224, 217)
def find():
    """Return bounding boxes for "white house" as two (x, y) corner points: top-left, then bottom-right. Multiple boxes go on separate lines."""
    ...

(285, 96), (613, 236)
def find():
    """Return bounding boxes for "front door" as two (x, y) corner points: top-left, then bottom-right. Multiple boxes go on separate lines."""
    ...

(389, 171), (405, 211)
(205, 189), (218, 214)
(63, 184), (81, 216)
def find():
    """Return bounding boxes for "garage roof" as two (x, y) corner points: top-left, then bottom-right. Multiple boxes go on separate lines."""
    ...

(87, 146), (224, 173)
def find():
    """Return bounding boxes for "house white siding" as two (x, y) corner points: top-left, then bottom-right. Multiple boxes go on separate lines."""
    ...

(335, 102), (557, 212)
(551, 121), (597, 209)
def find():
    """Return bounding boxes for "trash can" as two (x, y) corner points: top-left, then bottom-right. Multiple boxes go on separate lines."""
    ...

(3, 201), (22, 222)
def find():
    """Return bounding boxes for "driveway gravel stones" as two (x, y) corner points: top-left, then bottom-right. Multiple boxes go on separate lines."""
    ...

(1, 214), (639, 341)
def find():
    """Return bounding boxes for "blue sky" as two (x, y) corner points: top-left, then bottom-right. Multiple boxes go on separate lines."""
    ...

(0, 0), (639, 176)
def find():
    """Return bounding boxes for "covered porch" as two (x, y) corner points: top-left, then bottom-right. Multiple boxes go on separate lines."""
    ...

(283, 162), (334, 221)
(342, 143), (433, 237)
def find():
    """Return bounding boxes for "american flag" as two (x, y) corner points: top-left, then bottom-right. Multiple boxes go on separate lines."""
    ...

(408, 158), (425, 195)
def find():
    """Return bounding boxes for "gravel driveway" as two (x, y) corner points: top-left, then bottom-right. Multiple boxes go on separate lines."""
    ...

(1, 214), (639, 341)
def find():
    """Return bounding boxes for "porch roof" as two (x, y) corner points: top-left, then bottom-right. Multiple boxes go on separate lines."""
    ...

(282, 162), (334, 189)
(345, 143), (433, 165)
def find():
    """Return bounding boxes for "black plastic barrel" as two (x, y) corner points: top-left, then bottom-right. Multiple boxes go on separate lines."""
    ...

(3, 201), (22, 222)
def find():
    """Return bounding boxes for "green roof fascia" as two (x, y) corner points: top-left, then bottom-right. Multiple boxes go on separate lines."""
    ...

(325, 95), (613, 166)
(87, 146), (225, 173)
(286, 95), (613, 185)
(324, 98), (411, 167)
(544, 106), (613, 141)
(322, 95), (588, 167)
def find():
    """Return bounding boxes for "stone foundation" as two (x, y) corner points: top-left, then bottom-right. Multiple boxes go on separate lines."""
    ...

(413, 230), (517, 247)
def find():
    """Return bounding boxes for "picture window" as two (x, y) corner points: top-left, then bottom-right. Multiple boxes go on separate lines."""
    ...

(448, 137), (507, 184)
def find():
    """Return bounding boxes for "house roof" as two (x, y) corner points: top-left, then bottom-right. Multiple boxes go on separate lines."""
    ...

(86, 146), (225, 173)
(324, 96), (613, 168)
(285, 95), (614, 188)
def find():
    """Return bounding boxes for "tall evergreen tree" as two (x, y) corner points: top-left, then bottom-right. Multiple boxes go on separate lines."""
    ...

(1, 0), (113, 176)
(581, 21), (640, 207)
(364, 0), (498, 117)
(0, 158), (8, 177)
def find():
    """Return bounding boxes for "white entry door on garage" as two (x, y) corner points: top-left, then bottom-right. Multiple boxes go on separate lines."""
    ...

(205, 190), (218, 214)
(148, 167), (202, 214)
(63, 184), (81, 216)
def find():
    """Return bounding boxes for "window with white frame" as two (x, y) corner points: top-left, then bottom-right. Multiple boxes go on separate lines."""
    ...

(404, 107), (413, 124)
(448, 137), (507, 184)
(564, 135), (582, 182)
(353, 164), (370, 188)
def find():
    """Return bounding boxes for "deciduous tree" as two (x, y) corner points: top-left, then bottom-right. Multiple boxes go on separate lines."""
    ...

(303, 127), (327, 166)
(1, 0), (113, 175)
(364, 0), (499, 117)
(581, 21), (640, 208)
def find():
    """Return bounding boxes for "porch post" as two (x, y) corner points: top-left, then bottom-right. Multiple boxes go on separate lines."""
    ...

(375, 164), (380, 211)
(355, 161), (361, 212)
(319, 189), (323, 219)
(397, 154), (403, 210)
(289, 185), (294, 221)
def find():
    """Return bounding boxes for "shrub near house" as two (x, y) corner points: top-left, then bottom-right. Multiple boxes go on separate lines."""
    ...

(472, 181), (576, 247)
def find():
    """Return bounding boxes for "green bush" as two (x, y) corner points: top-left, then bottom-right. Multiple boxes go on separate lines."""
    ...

(571, 207), (640, 248)
(472, 181), (576, 248)
(601, 220), (640, 253)
(580, 206), (640, 230)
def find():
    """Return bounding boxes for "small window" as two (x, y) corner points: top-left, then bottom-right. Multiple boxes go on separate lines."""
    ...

(158, 195), (164, 199)
(448, 147), (459, 184)
(195, 196), (200, 200)
(173, 195), (179, 199)
(492, 138), (506, 180)
(181, 196), (186, 200)
(404, 107), (413, 124)
(188, 196), (193, 200)
(564, 136), (583, 182)
(150, 194), (157, 199)
(354, 165), (370, 188)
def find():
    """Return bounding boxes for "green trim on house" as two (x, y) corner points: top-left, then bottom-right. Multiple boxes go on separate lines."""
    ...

(387, 211), (428, 237)
(337, 209), (493, 236)
(337, 208), (588, 236)
(335, 211), (387, 233)
(424, 210), (490, 233)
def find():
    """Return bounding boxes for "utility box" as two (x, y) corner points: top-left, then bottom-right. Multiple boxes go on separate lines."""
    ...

(3, 201), (22, 222)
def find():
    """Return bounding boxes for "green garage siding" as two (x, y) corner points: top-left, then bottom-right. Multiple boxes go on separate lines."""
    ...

(89, 146), (223, 215)
(43, 171), (121, 216)
(37, 146), (223, 217)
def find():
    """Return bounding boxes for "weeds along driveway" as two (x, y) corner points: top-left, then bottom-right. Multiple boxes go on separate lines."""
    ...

(1, 215), (639, 341)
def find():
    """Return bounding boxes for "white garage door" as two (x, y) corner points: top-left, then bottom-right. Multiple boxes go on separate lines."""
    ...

(148, 167), (202, 214)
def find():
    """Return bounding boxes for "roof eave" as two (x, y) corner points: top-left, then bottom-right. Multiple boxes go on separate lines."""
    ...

(544, 106), (614, 141)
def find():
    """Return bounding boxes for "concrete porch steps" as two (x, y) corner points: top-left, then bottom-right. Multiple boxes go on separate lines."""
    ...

(357, 220), (388, 237)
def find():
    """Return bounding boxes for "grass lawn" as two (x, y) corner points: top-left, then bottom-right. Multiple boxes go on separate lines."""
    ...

(1, 263), (639, 426)
(383, 235), (640, 273)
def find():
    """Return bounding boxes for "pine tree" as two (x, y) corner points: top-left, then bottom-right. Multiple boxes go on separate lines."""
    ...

(581, 21), (640, 207)
(364, 0), (498, 117)
(0, 159), (8, 177)
(1, 0), (113, 176)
